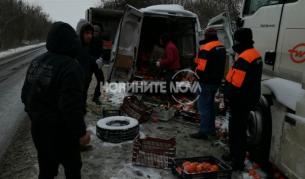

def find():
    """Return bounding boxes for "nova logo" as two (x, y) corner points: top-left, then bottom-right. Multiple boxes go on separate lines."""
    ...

(288, 43), (305, 63)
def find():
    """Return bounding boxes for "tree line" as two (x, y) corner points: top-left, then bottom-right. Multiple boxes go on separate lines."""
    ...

(0, 0), (52, 50)
(101, 0), (241, 27)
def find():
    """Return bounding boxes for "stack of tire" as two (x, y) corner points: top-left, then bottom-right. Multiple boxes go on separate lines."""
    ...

(96, 116), (139, 143)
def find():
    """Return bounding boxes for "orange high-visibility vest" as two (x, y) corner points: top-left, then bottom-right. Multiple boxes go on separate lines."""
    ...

(226, 48), (261, 88)
(195, 40), (223, 72)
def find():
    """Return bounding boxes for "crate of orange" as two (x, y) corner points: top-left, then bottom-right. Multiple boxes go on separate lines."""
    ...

(171, 156), (232, 179)
(132, 136), (176, 169)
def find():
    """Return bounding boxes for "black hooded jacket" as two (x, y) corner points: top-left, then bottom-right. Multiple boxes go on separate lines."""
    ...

(21, 22), (86, 141)
(76, 23), (98, 85)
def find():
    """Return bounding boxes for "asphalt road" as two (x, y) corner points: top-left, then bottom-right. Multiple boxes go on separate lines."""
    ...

(0, 47), (46, 161)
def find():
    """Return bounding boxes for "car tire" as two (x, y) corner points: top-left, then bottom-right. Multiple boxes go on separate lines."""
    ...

(247, 96), (272, 164)
(96, 116), (139, 143)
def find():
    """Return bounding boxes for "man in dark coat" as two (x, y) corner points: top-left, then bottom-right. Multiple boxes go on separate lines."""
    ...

(90, 25), (106, 105)
(76, 20), (101, 107)
(224, 28), (263, 171)
(21, 22), (90, 179)
(190, 28), (226, 140)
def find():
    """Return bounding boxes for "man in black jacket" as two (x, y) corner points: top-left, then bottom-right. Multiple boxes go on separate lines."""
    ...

(190, 28), (226, 139)
(76, 20), (104, 106)
(21, 22), (90, 179)
(225, 28), (263, 171)
(90, 25), (105, 105)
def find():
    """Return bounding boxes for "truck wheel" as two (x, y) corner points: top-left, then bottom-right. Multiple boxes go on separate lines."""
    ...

(247, 96), (272, 164)
(96, 116), (139, 143)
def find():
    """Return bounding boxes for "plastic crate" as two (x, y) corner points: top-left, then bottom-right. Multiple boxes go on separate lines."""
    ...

(171, 156), (232, 179)
(120, 96), (152, 123)
(132, 136), (176, 169)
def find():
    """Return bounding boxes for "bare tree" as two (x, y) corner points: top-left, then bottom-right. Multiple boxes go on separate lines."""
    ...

(0, 0), (52, 50)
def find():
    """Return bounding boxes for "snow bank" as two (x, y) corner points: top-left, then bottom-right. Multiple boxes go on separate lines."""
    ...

(263, 78), (305, 110)
(110, 163), (162, 179)
(141, 4), (197, 18)
(102, 140), (133, 148)
(0, 43), (45, 59)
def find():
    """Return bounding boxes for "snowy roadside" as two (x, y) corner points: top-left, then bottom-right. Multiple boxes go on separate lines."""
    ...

(0, 43), (46, 59)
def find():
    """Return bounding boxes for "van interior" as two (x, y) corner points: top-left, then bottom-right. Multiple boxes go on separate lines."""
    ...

(135, 14), (197, 79)
(87, 8), (123, 41)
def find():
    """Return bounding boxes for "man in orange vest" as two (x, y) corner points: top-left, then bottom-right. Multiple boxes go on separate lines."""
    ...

(224, 28), (263, 171)
(190, 28), (226, 139)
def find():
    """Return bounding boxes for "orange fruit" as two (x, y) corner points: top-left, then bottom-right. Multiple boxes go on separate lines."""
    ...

(182, 161), (191, 168)
(196, 164), (205, 173)
(202, 162), (211, 171)
(184, 163), (197, 173)
(209, 165), (220, 172)
(249, 169), (257, 176)
(254, 174), (261, 179)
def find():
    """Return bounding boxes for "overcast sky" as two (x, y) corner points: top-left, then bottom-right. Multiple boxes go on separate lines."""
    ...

(23, 0), (102, 29)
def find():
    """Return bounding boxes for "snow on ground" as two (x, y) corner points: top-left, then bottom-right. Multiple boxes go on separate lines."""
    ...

(0, 77), (225, 179)
(0, 43), (45, 59)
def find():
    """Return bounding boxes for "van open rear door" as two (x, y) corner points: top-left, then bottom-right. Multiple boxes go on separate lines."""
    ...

(108, 5), (143, 81)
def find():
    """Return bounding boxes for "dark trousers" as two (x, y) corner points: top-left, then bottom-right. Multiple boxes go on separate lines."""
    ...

(37, 150), (82, 179)
(31, 125), (82, 179)
(93, 70), (104, 100)
(228, 102), (251, 170)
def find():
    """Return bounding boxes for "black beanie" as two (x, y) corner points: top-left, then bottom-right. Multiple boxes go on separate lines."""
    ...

(234, 28), (254, 45)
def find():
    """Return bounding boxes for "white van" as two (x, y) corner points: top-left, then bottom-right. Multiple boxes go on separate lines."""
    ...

(107, 4), (203, 81)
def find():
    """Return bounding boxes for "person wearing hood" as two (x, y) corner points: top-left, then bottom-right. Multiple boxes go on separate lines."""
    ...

(89, 24), (106, 105)
(76, 20), (102, 106)
(21, 22), (90, 179)
(224, 28), (263, 171)
(190, 28), (226, 140)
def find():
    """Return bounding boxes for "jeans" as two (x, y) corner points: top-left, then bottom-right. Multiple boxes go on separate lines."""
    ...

(197, 83), (219, 135)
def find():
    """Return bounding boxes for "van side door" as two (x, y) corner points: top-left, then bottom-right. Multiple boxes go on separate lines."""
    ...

(108, 5), (143, 81)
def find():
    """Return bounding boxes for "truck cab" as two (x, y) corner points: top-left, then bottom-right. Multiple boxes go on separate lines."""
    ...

(208, 0), (305, 178)
(107, 5), (202, 81)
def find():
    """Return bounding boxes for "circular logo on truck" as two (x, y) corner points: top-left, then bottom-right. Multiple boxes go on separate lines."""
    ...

(288, 43), (305, 63)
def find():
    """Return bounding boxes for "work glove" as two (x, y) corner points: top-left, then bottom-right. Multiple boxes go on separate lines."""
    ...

(96, 57), (104, 69)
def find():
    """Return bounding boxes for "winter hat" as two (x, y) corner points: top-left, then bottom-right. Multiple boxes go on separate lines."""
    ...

(204, 28), (217, 36)
(204, 28), (218, 41)
(234, 28), (254, 45)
